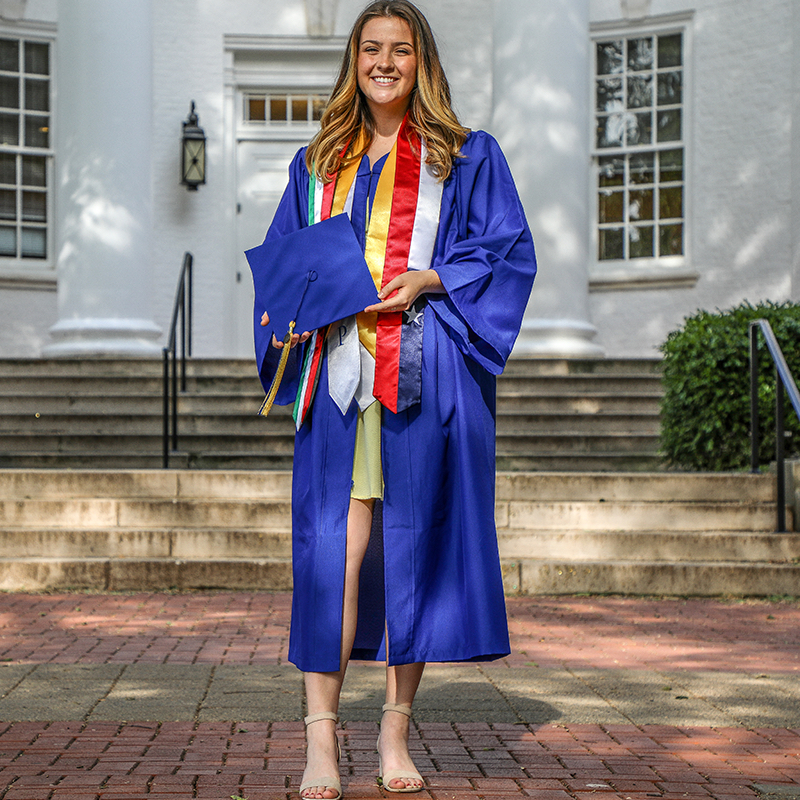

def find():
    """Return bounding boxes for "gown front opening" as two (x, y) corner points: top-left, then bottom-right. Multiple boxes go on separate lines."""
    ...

(257, 131), (537, 673)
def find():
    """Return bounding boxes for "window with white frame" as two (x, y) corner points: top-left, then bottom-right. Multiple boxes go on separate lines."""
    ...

(593, 31), (684, 263)
(244, 92), (327, 125)
(0, 36), (50, 262)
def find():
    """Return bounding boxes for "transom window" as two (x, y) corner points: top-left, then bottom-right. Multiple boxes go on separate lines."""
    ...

(594, 32), (684, 262)
(0, 36), (50, 261)
(245, 92), (327, 125)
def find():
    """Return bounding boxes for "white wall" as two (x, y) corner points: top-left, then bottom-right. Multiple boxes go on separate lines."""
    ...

(793, 0), (800, 303)
(588, 0), (796, 357)
(149, 0), (493, 358)
(0, 285), (55, 356)
(0, 0), (56, 357)
(0, 0), (796, 360)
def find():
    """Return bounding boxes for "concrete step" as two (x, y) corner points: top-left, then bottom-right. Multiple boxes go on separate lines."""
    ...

(3, 555), (797, 595)
(495, 453), (664, 471)
(3, 526), (793, 564)
(0, 557), (293, 592)
(2, 434), (660, 462)
(0, 358), (664, 380)
(0, 473), (782, 534)
(0, 469), (771, 503)
(498, 529), (800, 562)
(0, 528), (292, 558)
(0, 357), (665, 471)
(0, 391), (665, 416)
(0, 360), (662, 383)
(190, 451), (662, 472)
(0, 393), (164, 414)
(500, 358), (663, 376)
(0, 356), (663, 377)
(0, 453), (179, 470)
(498, 500), (783, 532)
(0, 433), (295, 454)
(184, 452), (294, 470)
(3, 450), (653, 471)
(0, 452), (296, 470)
(0, 411), (660, 436)
(0, 357), (262, 378)
(1, 374), (661, 398)
(0, 358), (165, 377)
(0, 497), (292, 529)
(496, 393), (662, 414)
(0, 375), (265, 394)
(506, 560), (800, 596)
(0, 413), (295, 436)
(496, 413), (659, 435)
(494, 472), (777, 502)
(0, 468), (292, 499)
(0, 393), (285, 416)
(496, 432), (659, 454)
(496, 375), (663, 394)
(0, 469), (794, 595)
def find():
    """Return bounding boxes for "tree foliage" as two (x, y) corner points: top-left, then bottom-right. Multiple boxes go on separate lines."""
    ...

(659, 300), (800, 471)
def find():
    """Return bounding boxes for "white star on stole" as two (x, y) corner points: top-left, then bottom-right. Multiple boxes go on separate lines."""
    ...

(404, 301), (424, 326)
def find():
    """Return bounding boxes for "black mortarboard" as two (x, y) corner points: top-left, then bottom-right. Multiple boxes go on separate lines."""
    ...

(246, 213), (379, 414)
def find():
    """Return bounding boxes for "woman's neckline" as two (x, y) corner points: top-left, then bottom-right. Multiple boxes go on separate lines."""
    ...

(364, 150), (391, 173)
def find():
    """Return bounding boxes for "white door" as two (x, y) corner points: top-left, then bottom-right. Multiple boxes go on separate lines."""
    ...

(233, 138), (303, 358)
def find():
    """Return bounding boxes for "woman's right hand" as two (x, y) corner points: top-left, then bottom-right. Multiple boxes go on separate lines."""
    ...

(260, 311), (311, 349)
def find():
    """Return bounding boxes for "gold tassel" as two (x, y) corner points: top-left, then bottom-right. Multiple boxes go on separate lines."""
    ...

(258, 321), (296, 417)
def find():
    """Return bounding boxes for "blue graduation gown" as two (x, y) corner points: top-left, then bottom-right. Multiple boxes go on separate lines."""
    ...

(258, 130), (537, 672)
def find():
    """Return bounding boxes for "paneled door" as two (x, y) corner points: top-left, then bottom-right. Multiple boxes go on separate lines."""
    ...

(233, 138), (302, 358)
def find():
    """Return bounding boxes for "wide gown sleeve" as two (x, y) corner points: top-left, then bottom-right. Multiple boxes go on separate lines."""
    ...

(253, 148), (311, 405)
(428, 131), (537, 375)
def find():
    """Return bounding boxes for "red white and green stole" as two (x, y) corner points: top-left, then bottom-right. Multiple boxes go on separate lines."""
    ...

(293, 117), (443, 427)
(291, 141), (360, 429)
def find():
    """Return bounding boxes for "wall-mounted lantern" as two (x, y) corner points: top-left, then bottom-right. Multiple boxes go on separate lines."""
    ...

(181, 101), (206, 191)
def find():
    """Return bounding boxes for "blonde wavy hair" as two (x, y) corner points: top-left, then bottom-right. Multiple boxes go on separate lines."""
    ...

(305, 0), (469, 182)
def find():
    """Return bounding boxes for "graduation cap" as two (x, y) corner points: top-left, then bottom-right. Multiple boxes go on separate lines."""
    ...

(246, 213), (380, 415)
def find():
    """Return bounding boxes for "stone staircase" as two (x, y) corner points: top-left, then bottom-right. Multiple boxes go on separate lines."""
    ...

(2, 357), (794, 596)
(0, 357), (663, 471)
(496, 358), (662, 471)
(496, 472), (800, 595)
(0, 470), (293, 593)
(0, 469), (797, 595)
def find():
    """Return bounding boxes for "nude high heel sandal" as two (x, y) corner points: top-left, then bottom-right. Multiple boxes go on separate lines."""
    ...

(300, 712), (342, 800)
(376, 703), (424, 793)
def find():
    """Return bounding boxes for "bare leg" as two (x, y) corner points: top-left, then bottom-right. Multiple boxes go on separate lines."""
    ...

(378, 662), (426, 791)
(301, 498), (374, 799)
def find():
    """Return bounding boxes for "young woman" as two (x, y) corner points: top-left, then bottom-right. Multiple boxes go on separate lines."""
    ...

(257, 2), (536, 797)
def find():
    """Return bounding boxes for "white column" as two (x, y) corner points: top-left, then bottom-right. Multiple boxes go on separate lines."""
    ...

(304, 0), (339, 36)
(492, 0), (604, 357)
(44, 0), (161, 356)
(793, 0), (800, 301)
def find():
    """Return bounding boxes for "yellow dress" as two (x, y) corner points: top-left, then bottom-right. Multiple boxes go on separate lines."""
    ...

(350, 401), (383, 499)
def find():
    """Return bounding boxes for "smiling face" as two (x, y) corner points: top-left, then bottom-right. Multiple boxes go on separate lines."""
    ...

(357, 16), (418, 119)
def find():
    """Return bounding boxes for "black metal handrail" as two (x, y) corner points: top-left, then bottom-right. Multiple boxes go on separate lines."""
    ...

(163, 252), (193, 468)
(749, 319), (800, 531)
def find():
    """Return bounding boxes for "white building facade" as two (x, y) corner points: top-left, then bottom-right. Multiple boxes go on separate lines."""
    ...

(0, 0), (797, 360)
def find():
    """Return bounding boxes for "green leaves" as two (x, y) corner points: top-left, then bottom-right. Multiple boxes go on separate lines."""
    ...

(659, 300), (800, 471)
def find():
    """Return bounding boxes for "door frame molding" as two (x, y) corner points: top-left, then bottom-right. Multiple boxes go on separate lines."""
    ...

(223, 35), (345, 355)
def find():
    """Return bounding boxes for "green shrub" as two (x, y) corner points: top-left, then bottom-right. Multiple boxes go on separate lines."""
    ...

(659, 300), (800, 471)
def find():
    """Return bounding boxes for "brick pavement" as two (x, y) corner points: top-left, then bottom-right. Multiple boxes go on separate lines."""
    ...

(0, 594), (798, 672)
(0, 593), (799, 800)
(0, 720), (798, 800)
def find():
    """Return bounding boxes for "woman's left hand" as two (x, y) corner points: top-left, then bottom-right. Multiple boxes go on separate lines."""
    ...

(363, 269), (444, 314)
(260, 311), (311, 349)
